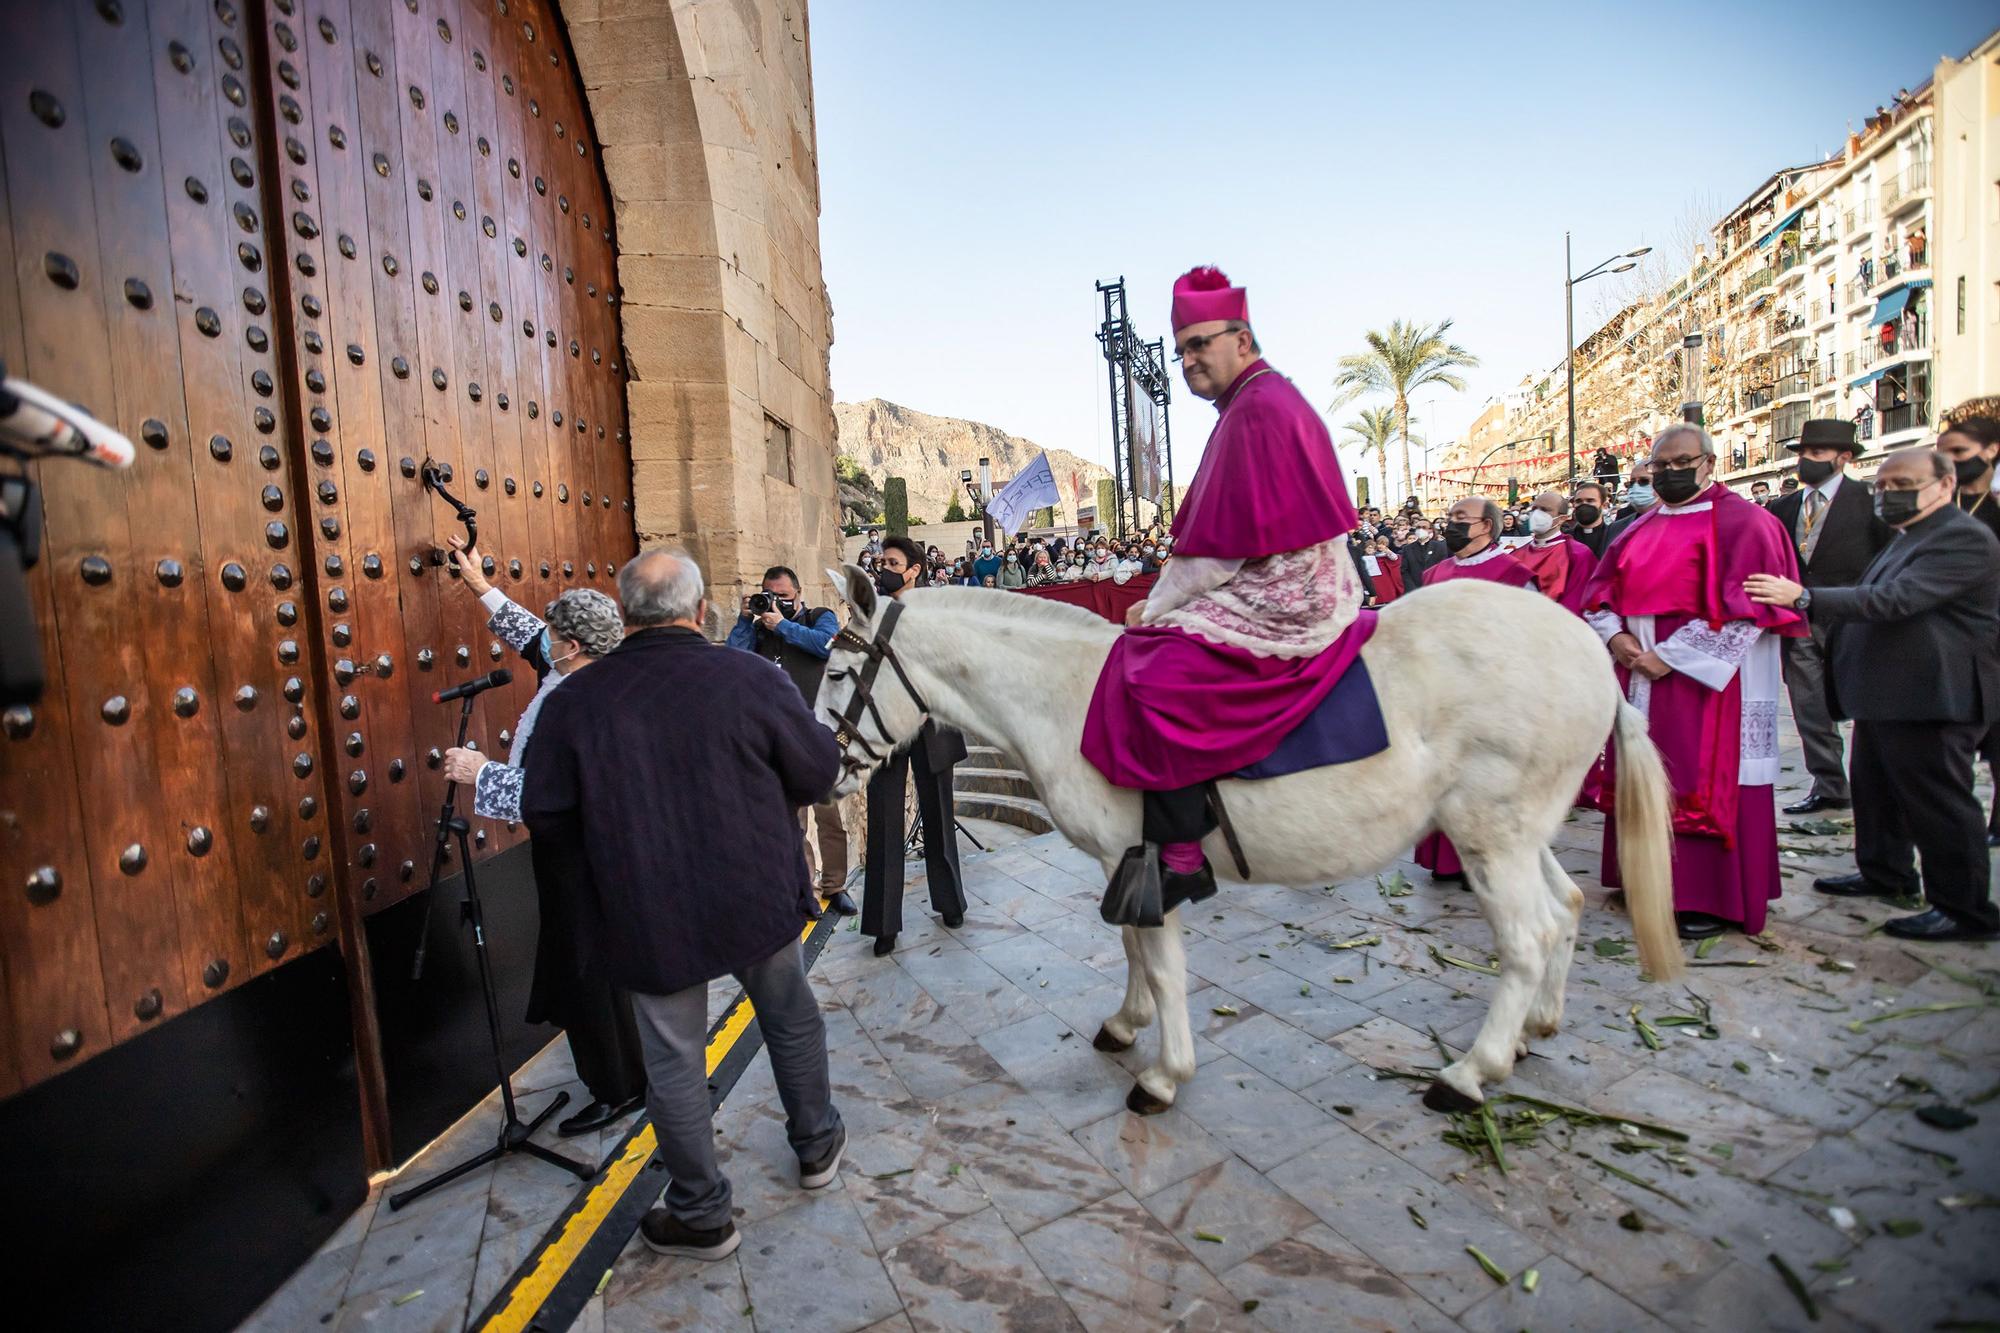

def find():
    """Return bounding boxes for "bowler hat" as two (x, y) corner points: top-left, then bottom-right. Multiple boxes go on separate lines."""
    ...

(1789, 419), (1858, 453)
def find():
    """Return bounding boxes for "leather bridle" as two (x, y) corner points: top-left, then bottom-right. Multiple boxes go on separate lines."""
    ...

(825, 598), (930, 776)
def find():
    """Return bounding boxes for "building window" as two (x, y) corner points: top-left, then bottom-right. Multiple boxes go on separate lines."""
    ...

(1961, 276), (1968, 335)
(763, 413), (794, 486)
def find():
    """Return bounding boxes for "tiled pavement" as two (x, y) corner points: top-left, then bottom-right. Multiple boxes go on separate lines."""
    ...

(247, 732), (2000, 1332)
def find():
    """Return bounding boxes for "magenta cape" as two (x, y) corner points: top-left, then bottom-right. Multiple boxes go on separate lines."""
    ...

(1170, 360), (1359, 560)
(1578, 485), (1803, 844)
(1420, 549), (1536, 589)
(1512, 536), (1596, 611)
(1082, 613), (1378, 789)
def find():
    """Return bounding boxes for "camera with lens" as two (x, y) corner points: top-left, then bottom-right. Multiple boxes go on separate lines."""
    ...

(746, 591), (795, 617)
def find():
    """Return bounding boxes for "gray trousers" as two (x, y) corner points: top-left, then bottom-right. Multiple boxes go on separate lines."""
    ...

(628, 938), (842, 1229)
(1781, 621), (1850, 802)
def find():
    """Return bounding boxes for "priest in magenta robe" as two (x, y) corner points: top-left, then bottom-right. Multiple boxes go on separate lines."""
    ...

(1082, 267), (1373, 914)
(1513, 489), (1598, 612)
(1577, 424), (1806, 939)
(1412, 496), (1536, 880)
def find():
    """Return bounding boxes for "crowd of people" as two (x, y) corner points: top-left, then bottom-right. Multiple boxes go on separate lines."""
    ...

(854, 527), (1172, 589)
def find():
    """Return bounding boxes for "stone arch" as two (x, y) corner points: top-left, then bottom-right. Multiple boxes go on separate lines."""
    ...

(564, 0), (837, 615)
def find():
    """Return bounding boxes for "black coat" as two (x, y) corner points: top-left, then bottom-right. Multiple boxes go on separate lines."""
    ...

(1765, 477), (1893, 588)
(1813, 504), (2000, 725)
(1399, 539), (1446, 586)
(1570, 522), (1612, 558)
(522, 626), (843, 996)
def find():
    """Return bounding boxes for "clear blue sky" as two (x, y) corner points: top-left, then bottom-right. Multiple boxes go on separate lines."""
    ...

(812, 1), (1994, 485)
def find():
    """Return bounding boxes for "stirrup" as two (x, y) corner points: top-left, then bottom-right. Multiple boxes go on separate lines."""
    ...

(1100, 843), (1165, 928)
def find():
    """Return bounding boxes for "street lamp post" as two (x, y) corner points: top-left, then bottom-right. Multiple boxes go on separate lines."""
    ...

(1565, 233), (1652, 487)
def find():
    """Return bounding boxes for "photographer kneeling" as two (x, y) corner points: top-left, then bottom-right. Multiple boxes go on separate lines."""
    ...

(725, 566), (856, 916)
(440, 540), (645, 1136)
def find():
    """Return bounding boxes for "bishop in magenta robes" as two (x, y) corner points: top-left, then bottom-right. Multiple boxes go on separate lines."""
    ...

(1412, 496), (1536, 879)
(1513, 489), (1598, 613)
(1576, 425), (1806, 939)
(1082, 267), (1372, 912)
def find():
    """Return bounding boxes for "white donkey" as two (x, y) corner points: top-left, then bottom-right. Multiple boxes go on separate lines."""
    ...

(816, 566), (1681, 1115)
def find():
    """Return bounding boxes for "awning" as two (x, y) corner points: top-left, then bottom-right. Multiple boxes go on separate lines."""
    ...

(1757, 207), (1806, 249)
(1850, 366), (1891, 389)
(1869, 277), (1933, 326)
(1871, 287), (1913, 325)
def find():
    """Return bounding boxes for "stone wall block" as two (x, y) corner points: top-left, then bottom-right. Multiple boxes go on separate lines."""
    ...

(622, 306), (732, 384)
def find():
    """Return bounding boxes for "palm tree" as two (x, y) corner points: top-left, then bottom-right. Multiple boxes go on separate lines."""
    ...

(1330, 319), (1479, 502)
(1339, 406), (1409, 510)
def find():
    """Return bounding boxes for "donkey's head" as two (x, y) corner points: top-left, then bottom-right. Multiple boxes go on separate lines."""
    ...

(816, 563), (933, 796)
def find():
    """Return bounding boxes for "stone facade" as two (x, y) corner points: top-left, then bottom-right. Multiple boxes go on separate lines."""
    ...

(565, 0), (838, 628)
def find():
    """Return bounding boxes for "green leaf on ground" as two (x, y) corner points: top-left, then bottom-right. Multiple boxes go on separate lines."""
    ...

(1466, 1244), (1510, 1283)
(1593, 938), (1629, 957)
(1883, 1218), (1924, 1237)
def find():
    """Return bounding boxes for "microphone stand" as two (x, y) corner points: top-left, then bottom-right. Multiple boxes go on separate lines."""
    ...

(390, 695), (594, 1210)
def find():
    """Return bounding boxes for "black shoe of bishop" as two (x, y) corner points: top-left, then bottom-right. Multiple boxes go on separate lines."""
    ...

(1782, 794), (1851, 815)
(1161, 861), (1218, 916)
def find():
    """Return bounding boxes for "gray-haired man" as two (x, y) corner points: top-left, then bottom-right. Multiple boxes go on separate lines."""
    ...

(523, 549), (845, 1261)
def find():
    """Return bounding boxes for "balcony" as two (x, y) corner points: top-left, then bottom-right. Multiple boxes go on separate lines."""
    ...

(1742, 266), (1775, 296)
(1777, 245), (1807, 276)
(1806, 223), (1836, 252)
(1880, 397), (1930, 435)
(1775, 371), (1812, 400)
(1879, 315), (1932, 359)
(1743, 389), (1774, 413)
(1810, 356), (1837, 387)
(1844, 202), (1873, 241)
(1844, 278), (1873, 308)
(1882, 160), (1931, 215)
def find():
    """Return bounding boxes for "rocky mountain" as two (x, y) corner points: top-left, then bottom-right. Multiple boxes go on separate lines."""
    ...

(833, 398), (1113, 525)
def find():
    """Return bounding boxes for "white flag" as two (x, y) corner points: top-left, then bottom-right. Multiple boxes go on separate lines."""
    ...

(985, 452), (1062, 538)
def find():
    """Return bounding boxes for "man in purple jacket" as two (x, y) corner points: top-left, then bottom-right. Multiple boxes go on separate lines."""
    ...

(524, 548), (845, 1263)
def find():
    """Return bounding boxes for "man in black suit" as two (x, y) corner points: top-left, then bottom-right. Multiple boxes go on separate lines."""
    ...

(1748, 448), (2000, 942)
(1940, 411), (2000, 844)
(860, 536), (968, 956)
(1398, 518), (1446, 588)
(1567, 480), (1613, 558)
(1604, 461), (1657, 545)
(1762, 420), (1893, 815)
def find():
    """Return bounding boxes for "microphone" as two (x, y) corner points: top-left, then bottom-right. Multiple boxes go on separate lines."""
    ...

(432, 668), (512, 703)
(0, 367), (135, 468)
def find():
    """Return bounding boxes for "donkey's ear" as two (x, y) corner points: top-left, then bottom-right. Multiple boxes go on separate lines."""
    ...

(829, 563), (876, 620)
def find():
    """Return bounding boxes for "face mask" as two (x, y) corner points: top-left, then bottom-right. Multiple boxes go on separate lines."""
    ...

(1796, 457), (1838, 487)
(1572, 503), (1600, 527)
(1005, 556), (1017, 565)
(980, 548), (992, 558)
(1626, 483), (1656, 507)
(1954, 454), (1991, 486)
(875, 568), (905, 596)
(1654, 466), (1703, 505)
(1442, 521), (1476, 553)
(1527, 510), (1555, 535)
(1874, 485), (1929, 527)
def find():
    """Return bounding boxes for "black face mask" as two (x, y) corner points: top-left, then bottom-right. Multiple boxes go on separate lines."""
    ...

(1442, 521), (1476, 553)
(1796, 457), (1839, 487)
(874, 568), (905, 596)
(1654, 465), (1704, 505)
(1955, 454), (1992, 487)
(1573, 502), (1601, 527)
(1875, 487), (1926, 527)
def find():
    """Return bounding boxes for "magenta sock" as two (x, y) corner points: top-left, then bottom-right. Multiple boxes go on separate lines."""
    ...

(1161, 840), (1205, 874)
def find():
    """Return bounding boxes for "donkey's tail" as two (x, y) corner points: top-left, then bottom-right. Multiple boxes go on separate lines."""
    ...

(1612, 700), (1683, 981)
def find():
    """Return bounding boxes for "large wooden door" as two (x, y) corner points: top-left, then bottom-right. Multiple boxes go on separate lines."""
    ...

(0, 0), (634, 1097)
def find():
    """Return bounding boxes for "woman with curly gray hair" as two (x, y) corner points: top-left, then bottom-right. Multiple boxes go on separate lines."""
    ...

(442, 536), (643, 1135)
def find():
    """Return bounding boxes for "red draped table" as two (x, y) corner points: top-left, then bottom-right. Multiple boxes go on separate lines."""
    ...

(1019, 574), (1156, 622)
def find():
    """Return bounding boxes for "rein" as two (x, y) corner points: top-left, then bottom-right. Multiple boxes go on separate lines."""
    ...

(827, 598), (931, 770)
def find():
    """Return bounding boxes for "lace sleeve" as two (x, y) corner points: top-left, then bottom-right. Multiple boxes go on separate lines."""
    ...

(1583, 609), (1624, 645)
(1654, 619), (1761, 691)
(485, 594), (546, 655)
(471, 759), (523, 822)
